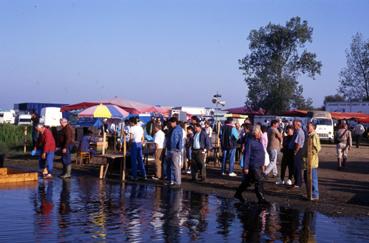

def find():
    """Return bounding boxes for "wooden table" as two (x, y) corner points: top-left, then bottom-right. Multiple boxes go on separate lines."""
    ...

(96, 154), (126, 180)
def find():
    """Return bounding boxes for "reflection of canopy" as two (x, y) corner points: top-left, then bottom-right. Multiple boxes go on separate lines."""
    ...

(61, 97), (171, 115)
(224, 106), (265, 115)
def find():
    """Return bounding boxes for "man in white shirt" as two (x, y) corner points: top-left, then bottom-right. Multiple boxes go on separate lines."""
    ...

(353, 122), (365, 148)
(129, 117), (146, 180)
(153, 124), (165, 180)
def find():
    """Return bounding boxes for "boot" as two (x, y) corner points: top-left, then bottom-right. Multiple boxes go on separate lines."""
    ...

(342, 158), (347, 168)
(337, 158), (342, 170)
(60, 164), (72, 179)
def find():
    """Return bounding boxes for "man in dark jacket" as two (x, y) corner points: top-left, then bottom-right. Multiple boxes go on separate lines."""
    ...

(234, 125), (268, 204)
(59, 118), (74, 179)
(191, 123), (211, 181)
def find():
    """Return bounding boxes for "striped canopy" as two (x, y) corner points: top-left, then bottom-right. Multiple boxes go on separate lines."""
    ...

(78, 104), (129, 119)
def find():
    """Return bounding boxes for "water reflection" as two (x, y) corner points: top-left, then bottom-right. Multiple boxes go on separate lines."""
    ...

(6, 177), (366, 242)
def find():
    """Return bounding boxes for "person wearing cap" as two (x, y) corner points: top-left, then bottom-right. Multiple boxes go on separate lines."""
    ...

(220, 117), (239, 176)
(165, 117), (183, 186)
(59, 118), (75, 179)
(34, 124), (56, 178)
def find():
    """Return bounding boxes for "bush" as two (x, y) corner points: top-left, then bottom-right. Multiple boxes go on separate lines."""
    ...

(0, 141), (8, 155)
(0, 124), (32, 150)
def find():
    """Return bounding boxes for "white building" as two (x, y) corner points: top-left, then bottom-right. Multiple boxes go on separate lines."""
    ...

(325, 102), (369, 114)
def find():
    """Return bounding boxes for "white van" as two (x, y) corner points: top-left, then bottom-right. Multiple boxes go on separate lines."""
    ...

(17, 114), (32, 126)
(40, 107), (63, 127)
(308, 111), (334, 142)
(0, 110), (16, 124)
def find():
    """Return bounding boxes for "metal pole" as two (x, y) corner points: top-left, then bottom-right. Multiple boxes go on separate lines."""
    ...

(24, 126), (28, 154)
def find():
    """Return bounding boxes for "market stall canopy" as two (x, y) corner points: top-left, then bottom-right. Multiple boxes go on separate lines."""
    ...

(331, 112), (369, 123)
(282, 110), (309, 117)
(223, 106), (265, 115)
(78, 104), (129, 119)
(61, 97), (170, 115)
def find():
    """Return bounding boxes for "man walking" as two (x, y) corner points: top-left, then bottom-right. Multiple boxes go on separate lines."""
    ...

(191, 123), (211, 182)
(221, 118), (239, 177)
(59, 118), (74, 179)
(234, 125), (268, 204)
(265, 120), (283, 178)
(335, 123), (352, 170)
(166, 117), (183, 186)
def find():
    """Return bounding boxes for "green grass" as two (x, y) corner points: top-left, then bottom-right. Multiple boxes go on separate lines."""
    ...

(0, 124), (32, 152)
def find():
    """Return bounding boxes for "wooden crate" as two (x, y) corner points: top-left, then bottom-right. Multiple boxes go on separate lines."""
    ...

(0, 168), (38, 184)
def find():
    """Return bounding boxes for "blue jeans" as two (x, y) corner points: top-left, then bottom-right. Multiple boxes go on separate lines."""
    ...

(39, 152), (55, 174)
(222, 148), (236, 174)
(130, 142), (146, 178)
(167, 150), (181, 185)
(304, 168), (319, 199)
(265, 148), (278, 176)
(62, 144), (74, 166)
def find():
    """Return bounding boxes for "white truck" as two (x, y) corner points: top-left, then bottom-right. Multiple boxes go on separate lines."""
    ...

(307, 111), (334, 142)
(17, 114), (32, 126)
(0, 110), (16, 124)
(40, 107), (63, 127)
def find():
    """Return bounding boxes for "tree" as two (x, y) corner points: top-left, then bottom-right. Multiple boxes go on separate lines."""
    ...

(339, 33), (369, 101)
(239, 17), (322, 114)
(323, 94), (345, 104)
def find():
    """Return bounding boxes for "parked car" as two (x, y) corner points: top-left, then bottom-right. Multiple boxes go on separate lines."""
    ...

(0, 110), (16, 124)
(17, 114), (32, 126)
(40, 107), (63, 127)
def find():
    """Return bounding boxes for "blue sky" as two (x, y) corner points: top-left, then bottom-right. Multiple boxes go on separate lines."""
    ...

(1, 0), (369, 110)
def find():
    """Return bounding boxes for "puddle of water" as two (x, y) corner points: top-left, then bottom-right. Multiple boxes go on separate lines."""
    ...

(0, 176), (368, 242)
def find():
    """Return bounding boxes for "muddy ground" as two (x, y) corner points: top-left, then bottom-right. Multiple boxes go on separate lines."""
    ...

(3, 144), (369, 217)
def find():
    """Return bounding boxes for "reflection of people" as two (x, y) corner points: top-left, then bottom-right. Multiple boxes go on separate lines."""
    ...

(300, 210), (317, 242)
(162, 187), (182, 242)
(59, 179), (71, 215)
(279, 207), (300, 242)
(39, 181), (54, 215)
(34, 124), (56, 178)
(59, 118), (74, 179)
(236, 205), (265, 242)
(234, 125), (268, 204)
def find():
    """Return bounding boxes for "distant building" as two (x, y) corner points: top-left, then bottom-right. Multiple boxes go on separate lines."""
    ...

(325, 101), (369, 114)
(14, 102), (68, 115)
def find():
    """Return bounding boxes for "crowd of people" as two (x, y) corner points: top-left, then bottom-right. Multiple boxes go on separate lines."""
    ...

(30, 111), (368, 205)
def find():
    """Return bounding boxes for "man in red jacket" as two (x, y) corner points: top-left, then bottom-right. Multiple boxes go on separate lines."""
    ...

(34, 124), (56, 178)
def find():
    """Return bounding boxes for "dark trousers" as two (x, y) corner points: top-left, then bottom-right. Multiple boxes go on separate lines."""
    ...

(293, 151), (303, 187)
(62, 144), (74, 166)
(191, 150), (206, 180)
(354, 135), (361, 148)
(236, 166), (265, 201)
(280, 150), (294, 181)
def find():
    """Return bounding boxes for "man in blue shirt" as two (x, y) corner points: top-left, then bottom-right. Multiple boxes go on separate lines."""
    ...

(191, 123), (211, 182)
(290, 119), (305, 188)
(165, 117), (183, 186)
(234, 125), (268, 204)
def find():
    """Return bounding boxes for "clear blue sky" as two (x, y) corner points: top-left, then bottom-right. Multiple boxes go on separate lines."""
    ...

(1, 0), (369, 110)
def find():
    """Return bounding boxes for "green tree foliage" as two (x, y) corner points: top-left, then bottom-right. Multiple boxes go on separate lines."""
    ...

(239, 17), (322, 114)
(323, 94), (345, 104)
(339, 33), (369, 101)
(0, 124), (31, 150)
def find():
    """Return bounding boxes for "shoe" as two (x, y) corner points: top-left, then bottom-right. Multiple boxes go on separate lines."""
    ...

(152, 176), (160, 180)
(44, 174), (53, 179)
(275, 179), (284, 185)
(293, 185), (300, 189)
(311, 197), (319, 201)
(141, 176), (147, 181)
(286, 179), (292, 186)
(222, 172), (226, 176)
(60, 165), (72, 179)
(234, 192), (245, 203)
(186, 169), (191, 175)
(229, 172), (237, 177)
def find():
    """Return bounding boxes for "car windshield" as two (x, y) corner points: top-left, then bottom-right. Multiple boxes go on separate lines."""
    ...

(19, 119), (31, 122)
(312, 118), (332, 126)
